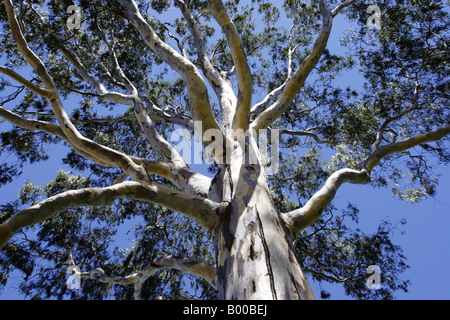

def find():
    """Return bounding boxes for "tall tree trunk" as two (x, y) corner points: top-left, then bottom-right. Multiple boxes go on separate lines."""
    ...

(210, 134), (315, 300)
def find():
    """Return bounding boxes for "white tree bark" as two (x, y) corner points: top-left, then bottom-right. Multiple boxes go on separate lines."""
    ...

(212, 163), (316, 299)
(0, 181), (223, 249)
(208, 0), (252, 131)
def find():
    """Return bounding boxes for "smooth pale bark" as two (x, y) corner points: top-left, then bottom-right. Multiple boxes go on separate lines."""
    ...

(0, 181), (222, 250)
(284, 124), (450, 234)
(208, 0), (252, 131)
(175, 0), (238, 133)
(1, 18), (211, 197)
(209, 134), (315, 299)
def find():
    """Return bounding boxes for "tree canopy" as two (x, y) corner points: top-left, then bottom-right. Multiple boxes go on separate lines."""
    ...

(0, 0), (449, 300)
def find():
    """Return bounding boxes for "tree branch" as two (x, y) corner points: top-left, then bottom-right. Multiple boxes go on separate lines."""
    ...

(0, 105), (114, 167)
(174, 0), (237, 132)
(283, 168), (370, 233)
(284, 123), (450, 234)
(250, 82), (286, 118)
(2, 0), (55, 90)
(3, 0), (152, 185)
(250, 0), (332, 131)
(79, 255), (216, 300)
(371, 82), (420, 152)
(116, 0), (222, 140)
(208, 0), (252, 130)
(0, 181), (223, 250)
(1, 88), (210, 197)
(130, 157), (212, 198)
(68, 87), (194, 132)
(174, 0), (222, 88)
(138, 94), (194, 130)
(279, 128), (336, 146)
(298, 247), (349, 283)
(0, 66), (52, 99)
(364, 124), (450, 172)
(331, 0), (357, 17)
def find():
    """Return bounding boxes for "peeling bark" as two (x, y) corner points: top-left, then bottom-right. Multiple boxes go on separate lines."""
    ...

(212, 135), (315, 300)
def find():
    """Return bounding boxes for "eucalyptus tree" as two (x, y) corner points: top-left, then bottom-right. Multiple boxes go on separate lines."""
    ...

(0, 0), (448, 300)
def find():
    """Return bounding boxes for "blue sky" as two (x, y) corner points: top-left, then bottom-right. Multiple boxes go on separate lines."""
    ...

(1, 3), (450, 300)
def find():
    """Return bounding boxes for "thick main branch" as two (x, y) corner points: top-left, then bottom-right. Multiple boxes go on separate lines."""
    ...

(116, 0), (222, 139)
(175, 0), (237, 132)
(208, 0), (252, 130)
(284, 124), (450, 234)
(0, 181), (223, 249)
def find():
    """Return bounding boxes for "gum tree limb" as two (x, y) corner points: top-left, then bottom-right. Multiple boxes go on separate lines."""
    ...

(78, 255), (216, 300)
(116, 0), (222, 139)
(250, 0), (357, 131)
(0, 66), (52, 99)
(279, 128), (336, 146)
(3, 0), (152, 185)
(284, 124), (450, 234)
(250, 0), (332, 131)
(208, 0), (252, 131)
(0, 181), (224, 250)
(331, 0), (357, 17)
(174, 0), (237, 132)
